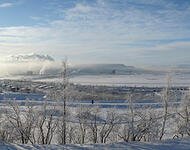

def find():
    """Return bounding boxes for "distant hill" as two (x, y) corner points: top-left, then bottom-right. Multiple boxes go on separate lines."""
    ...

(176, 64), (190, 69)
(70, 64), (161, 76)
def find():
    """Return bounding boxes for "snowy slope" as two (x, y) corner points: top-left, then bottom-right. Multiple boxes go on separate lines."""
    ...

(1, 137), (190, 150)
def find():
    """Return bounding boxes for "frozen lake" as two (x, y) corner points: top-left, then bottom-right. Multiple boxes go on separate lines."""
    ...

(30, 74), (190, 87)
(1, 73), (190, 87)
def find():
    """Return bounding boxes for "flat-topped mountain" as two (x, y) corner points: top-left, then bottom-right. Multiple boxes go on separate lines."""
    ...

(70, 64), (160, 75)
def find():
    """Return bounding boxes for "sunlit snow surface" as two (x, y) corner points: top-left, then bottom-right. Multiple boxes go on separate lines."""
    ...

(0, 74), (190, 149)
(69, 74), (190, 87)
(1, 137), (190, 150)
(2, 74), (190, 87)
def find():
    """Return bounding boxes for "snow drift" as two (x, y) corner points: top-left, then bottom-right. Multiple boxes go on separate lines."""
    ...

(1, 137), (190, 150)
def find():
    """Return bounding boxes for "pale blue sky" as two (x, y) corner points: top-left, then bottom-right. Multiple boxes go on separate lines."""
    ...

(0, 0), (190, 66)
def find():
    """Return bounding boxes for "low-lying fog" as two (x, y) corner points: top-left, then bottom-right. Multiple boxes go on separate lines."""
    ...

(0, 61), (62, 76)
(1, 53), (190, 87)
(0, 53), (62, 76)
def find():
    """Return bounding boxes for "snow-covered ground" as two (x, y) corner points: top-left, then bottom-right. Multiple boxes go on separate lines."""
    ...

(0, 92), (168, 110)
(2, 74), (190, 87)
(69, 74), (190, 87)
(0, 75), (189, 149)
(1, 137), (190, 150)
(0, 92), (179, 140)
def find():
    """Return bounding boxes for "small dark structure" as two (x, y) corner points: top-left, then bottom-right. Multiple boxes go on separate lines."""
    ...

(112, 69), (116, 74)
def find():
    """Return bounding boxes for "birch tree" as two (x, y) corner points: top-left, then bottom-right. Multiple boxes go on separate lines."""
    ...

(160, 74), (171, 140)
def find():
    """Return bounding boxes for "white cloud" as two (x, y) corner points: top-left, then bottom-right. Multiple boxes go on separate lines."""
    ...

(30, 16), (41, 20)
(0, 0), (190, 65)
(69, 3), (93, 13)
(0, 3), (13, 7)
(0, 26), (53, 44)
(143, 41), (190, 52)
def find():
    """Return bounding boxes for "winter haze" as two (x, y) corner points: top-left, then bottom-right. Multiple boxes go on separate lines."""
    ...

(1, 0), (190, 150)
(0, 53), (62, 76)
